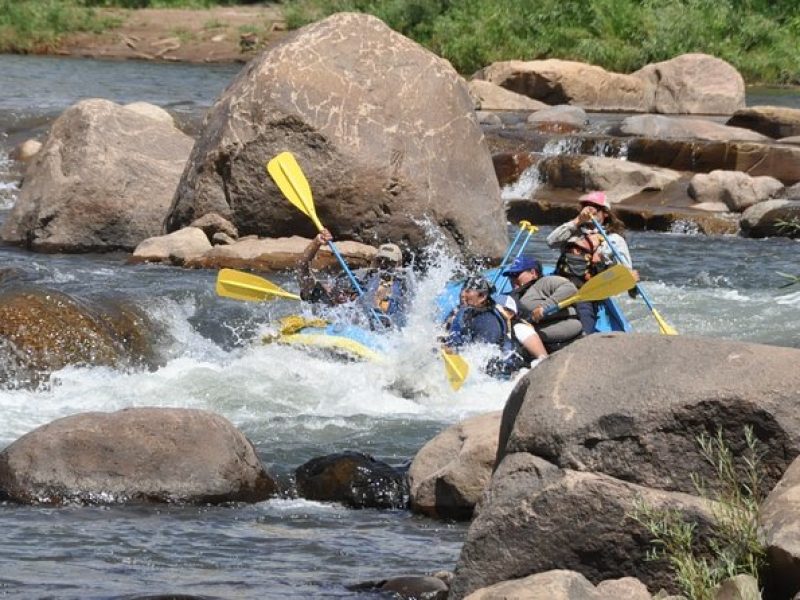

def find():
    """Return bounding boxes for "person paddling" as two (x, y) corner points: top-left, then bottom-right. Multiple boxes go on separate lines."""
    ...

(546, 191), (636, 334)
(502, 256), (585, 354)
(444, 276), (547, 378)
(297, 228), (409, 327)
(297, 228), (359, 306)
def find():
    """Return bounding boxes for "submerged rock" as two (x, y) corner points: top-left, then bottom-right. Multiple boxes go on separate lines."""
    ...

(295, 451), (408, 509)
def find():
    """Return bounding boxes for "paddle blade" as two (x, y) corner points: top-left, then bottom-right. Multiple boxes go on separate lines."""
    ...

(216, 268), (301, 302)
(266, 152), (322, 230)
(652, 308), (678, 335)
(441, 350), (469, 391)
(559, 264), (637, 308)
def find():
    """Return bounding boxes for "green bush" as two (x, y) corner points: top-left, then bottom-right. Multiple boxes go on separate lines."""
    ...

(0, 0), (119, 53)
(282, 0), (800, 83)
(629, 426), (766, 600)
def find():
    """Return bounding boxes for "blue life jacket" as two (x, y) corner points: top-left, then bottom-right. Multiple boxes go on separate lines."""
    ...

(447, 305), (514, 352)
(361, 271), (407, 327)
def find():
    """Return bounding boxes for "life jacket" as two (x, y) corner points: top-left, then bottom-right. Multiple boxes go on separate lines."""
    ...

(363, 271), (405, 316)
(555, 229), (602, 284)
(447, 304), (515, 353)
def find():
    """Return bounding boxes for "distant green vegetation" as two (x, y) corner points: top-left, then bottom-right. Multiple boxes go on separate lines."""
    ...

(0, 0), (119, 53)
(0, 0), (261, 53)
(283, 0), (800, 84)
(3, 0), (799, 85)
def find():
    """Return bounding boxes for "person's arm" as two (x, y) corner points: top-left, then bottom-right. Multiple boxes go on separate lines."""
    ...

(546, 206), (595, 248)
(545, 220), (580, 249)
(599, 233), (632, 267)
(297, 228), (332, 298)
(530, 277), (579, 322)
(513, 322), (548, 359)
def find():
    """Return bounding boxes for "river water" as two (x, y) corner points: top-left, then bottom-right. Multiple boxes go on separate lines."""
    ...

(0, 55), (799, 599)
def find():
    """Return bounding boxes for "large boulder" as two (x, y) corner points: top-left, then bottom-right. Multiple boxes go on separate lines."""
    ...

(449, 458), (714, 598)
(476, 59), (653, 112)
(165, 12), (506, 261)
(632, 53), (745, 115)
(498, 334), (800, 496)
(740, 199), (800, 238)
(728, 105), (800, 139)
(760, 457), (800, 598)
(0, 99), (193, 252)
(688, 170), (783, 212)
(0, 407), (276, 504)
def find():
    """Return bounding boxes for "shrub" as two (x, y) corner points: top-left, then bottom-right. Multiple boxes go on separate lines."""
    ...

(628, 426), (766, 600)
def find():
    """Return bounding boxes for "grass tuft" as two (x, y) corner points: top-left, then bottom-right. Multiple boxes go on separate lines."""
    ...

(628, 426), (766, 599)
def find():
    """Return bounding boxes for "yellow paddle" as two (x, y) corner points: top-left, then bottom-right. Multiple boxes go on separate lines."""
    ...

(441, 350), (469, 391)
(215, 268), (301, 302)
(544, 264), (638, 315)
(266, 151), (391, 328)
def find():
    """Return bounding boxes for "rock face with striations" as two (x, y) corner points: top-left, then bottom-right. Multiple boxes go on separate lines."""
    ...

(449, 333), (800, 598)
(165, 12), (506, 260)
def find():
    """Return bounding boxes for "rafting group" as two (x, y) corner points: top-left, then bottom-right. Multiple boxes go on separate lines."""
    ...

(216, 152), (673, 390)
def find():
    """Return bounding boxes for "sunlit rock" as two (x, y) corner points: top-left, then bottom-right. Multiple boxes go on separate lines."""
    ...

(728, 105), (800, 139)
(165, 12), (506, 261)
(633, 53), (745, 115)
(689, 170), (783, 212)
(0, 288), (157, 389)
(409, 411), (501, 520)
(0, 98), (193, 252)
(0, 407), (276, 505)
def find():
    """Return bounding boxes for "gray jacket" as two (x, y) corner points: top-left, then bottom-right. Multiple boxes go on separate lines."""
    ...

(512, 275), (584, 344)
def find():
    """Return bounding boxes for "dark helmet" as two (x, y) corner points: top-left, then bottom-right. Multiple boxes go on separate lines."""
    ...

(463, 276), (495, 296)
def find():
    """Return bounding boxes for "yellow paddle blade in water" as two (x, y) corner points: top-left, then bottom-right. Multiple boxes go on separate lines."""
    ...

(215, 268), (301, 302)
(266, 151), (323, 231)
(653, 309), (678, 335)
(441, 350), (469, 391)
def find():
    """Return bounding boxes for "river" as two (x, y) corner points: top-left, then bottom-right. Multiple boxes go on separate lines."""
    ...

(0, 55), (798, 599)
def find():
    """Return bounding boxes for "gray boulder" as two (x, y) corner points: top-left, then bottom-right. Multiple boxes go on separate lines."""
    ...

(408, 411), (500, 520)
(165, 12), (506, 260)
(0, 99), (192, 252)
(633, 53), (745, 115)
(740, 199), (800, 238)
(0, 407), (276, 504)
(449, 464), (714, 598)
(499, 334), (800, 496)
(760, 457), (800, 598)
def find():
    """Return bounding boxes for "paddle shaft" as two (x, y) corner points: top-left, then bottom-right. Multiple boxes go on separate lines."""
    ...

(267, 152), (389, 328)
(490, 221), (528, 287)
(592, 216), (648, 291)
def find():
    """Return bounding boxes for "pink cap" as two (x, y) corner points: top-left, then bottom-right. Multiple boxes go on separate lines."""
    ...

(579, 191), (608, 209)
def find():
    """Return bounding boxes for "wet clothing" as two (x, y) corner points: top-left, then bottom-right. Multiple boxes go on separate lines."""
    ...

(446, 303), (532, 379)
(510, 275), (584, 351)
(354, 268), (410, 328)
(446, 304), (510, 349)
